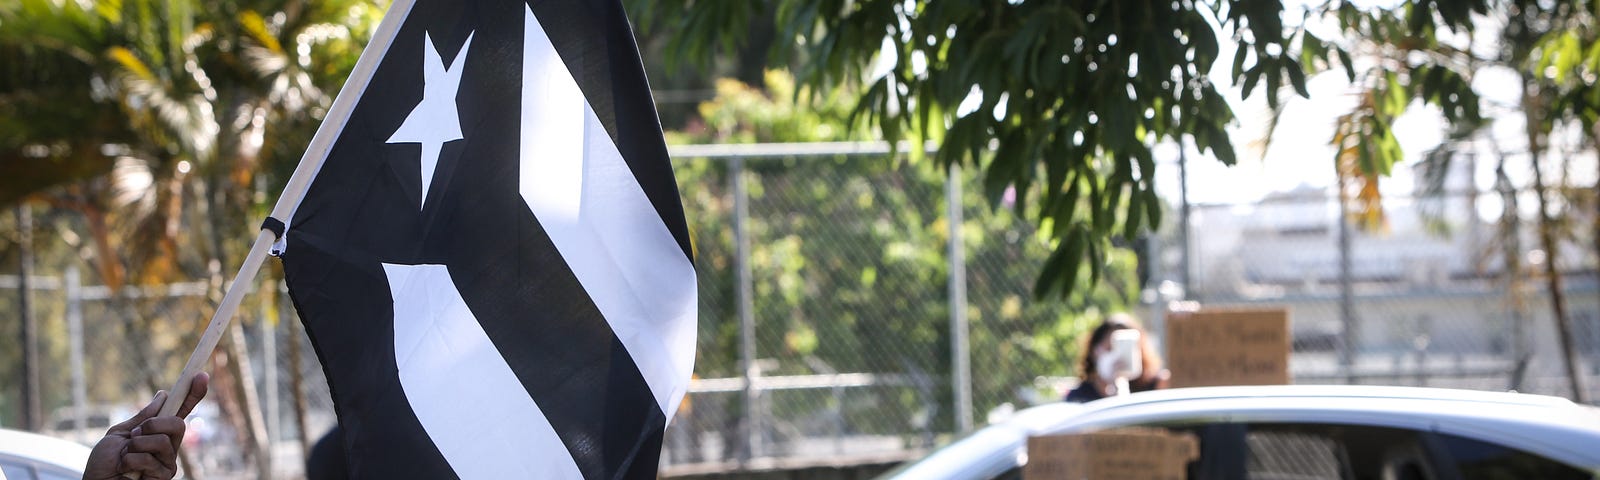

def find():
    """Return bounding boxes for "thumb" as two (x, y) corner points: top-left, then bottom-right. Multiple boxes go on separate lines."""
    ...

(109, 391), (167, 435)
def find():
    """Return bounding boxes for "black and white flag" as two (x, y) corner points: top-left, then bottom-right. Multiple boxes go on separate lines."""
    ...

(277, 0), (695, 477)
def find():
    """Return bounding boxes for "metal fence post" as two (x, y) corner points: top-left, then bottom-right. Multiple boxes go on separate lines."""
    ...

(16, 204), (40, 431)
(1178, 142), (1192, 301)
(733, 157), (758, 464)
(947, 166), (972, 434)
(67, 266), (86, 439)
(262, 291), (280, 444)
(1338, 181), (1357, 384)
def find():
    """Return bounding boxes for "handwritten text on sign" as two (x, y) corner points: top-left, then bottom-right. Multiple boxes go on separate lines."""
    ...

(1166, 307), (1290, 388)
(1025, 428), (1199, 480)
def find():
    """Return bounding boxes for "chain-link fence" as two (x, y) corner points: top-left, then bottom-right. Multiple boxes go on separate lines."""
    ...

(664, 144), (1090, 471)
(0, 214), (337, 479)
(1, 142), (1598, 477)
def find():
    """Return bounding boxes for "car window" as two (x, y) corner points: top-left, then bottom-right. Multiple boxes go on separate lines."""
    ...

(29, 462), (79, 480)
(1229, 423), (1599, 480)
(87, 414), (112, 428)
(54, 415), (109, 432)
(877, 424), (1029, 480)
(1432, 432), (1593, 480)
(1231, 423), (1438, 480)
(32, 469), (73, 480)
(991, 466), (1021, 480)
(1244, 428), (1348, 480)
(0, 461), (32, 480)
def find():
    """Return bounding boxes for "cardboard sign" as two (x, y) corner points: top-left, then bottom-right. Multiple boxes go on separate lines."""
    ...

(1166, 307), (1290, 388)
(1024, 428), (1199, 480)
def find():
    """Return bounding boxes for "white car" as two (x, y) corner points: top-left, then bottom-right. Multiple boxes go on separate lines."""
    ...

(0, 428), (91, 480)
(44, 404), (136, 446)
(881, 385), (1600, 479)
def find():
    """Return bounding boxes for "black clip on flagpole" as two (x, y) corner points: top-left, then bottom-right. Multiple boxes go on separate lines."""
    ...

(262, 217), (288, 257)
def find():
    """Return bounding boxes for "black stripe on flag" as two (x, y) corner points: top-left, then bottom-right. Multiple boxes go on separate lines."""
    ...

(282, 0), (690, 478)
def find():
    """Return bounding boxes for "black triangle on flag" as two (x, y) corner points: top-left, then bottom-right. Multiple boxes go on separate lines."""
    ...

(275, 0), (696, 478)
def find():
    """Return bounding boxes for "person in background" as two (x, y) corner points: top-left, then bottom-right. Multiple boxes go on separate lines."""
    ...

(82, 373), (210, 480)
(1065, 314), (1169, 403)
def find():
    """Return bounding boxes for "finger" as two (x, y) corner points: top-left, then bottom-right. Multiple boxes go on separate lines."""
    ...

(121, 452), (175, 480)
(135, 416), (186, 437)
(126, 435), (177, 470)
(175, 372), (209, 418)
(133, 417), (187, 451)
(108, 391), (168, 436)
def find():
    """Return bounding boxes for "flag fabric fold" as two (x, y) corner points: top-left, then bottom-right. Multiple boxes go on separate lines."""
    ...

(278, 1), (695, 478)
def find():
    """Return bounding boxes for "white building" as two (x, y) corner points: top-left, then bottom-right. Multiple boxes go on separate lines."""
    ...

(1157, 168), (1600, 394)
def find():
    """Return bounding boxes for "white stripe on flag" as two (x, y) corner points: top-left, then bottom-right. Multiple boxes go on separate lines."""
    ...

(517, 4), (698, 419)
(384, 263), (583, 479)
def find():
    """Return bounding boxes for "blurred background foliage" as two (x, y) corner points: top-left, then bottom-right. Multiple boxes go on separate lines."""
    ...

(629, 0), (1600, 303)
(0, 0), (385, 470)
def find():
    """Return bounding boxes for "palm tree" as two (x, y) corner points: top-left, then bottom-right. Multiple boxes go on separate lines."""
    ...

(90, 2), (386, 476)
(3, 0), (387, 475)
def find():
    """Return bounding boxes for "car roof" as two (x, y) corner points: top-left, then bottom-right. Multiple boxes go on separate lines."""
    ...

(1080, 384), (1587, 411)
(1060, 385), (1597, 428)
(0, 428), (92, 473)
(882, 385), (1600, 479)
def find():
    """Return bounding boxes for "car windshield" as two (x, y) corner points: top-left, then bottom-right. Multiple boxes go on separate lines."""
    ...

(877, 425), (1023, 480)
(51, 414), (110, 432)
(878, 403), (1086, 480)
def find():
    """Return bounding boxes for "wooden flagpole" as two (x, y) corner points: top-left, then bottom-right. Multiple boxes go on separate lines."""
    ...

(150, 0), (419, 419)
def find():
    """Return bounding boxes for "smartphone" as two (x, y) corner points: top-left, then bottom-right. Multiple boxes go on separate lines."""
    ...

(1108, 329), (1144, 380)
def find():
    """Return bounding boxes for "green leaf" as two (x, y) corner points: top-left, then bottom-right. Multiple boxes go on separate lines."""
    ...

(1096, 181), (1120, 235)
(1054, 177), (1083, 238)
(1336, 47), (1355, 83)
(1122, 181), (1144, 240)
(1285, 58), (1309, 98)
(1241, 65), (1262, 98)
(1231, 40), (1248, 79)
(1265, 65), (1282, 109)
(1420, 65), (1444, 101)
(1035, 224), (1086, 300)
(1143, 184), (1162, 231)
(1383, 71), (1409, 115)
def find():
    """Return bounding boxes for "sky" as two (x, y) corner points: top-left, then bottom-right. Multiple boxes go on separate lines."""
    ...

(1154, 1), (1598, 217)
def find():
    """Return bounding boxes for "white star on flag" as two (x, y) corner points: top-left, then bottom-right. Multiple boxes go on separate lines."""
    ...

(388, 31), (474, 207)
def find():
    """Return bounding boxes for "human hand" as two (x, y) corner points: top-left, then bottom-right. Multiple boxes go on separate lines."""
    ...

(82, 373), (210, 480)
